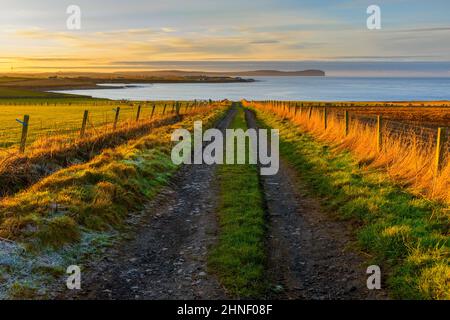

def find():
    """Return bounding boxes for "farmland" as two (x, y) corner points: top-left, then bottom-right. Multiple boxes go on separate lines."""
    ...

(0, 97), (448, 300)
(0, 100), (196, 149)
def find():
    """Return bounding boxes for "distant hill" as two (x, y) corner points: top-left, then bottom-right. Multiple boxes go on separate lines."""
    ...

(0, 69), (326, 91)
(115, 69), (326, 77)
(3, 69), (326, 79)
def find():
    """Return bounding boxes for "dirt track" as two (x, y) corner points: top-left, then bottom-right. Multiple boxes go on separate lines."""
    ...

(245, 109), (387, 300)
(60, 104), (387, 300)
(61, 107), (237, 300)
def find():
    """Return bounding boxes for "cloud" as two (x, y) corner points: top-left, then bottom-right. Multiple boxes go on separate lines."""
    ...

(161, 27), (176, 33)
(95, 28), (155, 36)
(325, 55), (439, 60)
(249, 40), (280, 44)
(391, 26), (450, 33)
(16, 57), (92, 62)
(2, 1), (450, 73)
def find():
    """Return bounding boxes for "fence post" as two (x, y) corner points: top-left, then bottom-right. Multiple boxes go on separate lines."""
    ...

(434, 127), (447, 175)
(150, 104), (156, 119)
(113, 107), (120, 130)
(80, 110), (89, 138)
(377, 115), (383, 152)
(136, 105), (141, 122)
(308, 107), (313, 120)
(171, 103), (175, 114)
(162, 104), (167, 115)
(324, 107), (328, 130)
(19, 115), (30, 153)
(344, 110), (349, 136)
(176, 102), (180, 116)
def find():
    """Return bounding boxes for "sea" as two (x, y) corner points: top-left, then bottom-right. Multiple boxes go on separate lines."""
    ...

(53, 77), (450, 101)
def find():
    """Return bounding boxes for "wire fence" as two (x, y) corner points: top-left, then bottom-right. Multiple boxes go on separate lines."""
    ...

(332, 111), (450, 152)
(251, 100), (450, 172)
(0, 100), (215, 154)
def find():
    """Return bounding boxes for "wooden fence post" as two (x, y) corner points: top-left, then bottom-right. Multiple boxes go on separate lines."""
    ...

(136, 105), (141, 122)
(377, 115), (383, 152)
(308, 107), (313, 120)
(324, 107), (328, 130)
(176, 102), (180, 116)
(150, 104), (156, 119)
(162, 104), (167, 115)
(113, 107), (120, 130)
(80, 110), (89, 138)
(435, 127), (447, 175)
(19, 115), (30, 153)
(344, 110), (349, 136)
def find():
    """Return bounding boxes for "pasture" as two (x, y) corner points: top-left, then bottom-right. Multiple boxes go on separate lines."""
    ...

(0, 100), (188, 148)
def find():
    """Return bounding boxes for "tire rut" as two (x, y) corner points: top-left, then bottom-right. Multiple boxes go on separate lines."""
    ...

(62, 107), (237, 300)
(244, 108), (388, 300)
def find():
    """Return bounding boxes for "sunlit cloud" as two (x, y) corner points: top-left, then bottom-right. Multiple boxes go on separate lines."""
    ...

(1, 0), (449, 72)
(161, 27), (177, 33)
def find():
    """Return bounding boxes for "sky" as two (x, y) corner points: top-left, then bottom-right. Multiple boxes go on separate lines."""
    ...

(1, 0), (450, 76)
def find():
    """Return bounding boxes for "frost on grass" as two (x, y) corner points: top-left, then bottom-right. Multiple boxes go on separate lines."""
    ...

(0, 230), (115, 299)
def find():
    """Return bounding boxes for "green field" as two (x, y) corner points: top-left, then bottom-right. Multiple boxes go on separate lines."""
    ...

(0, 100), (187, 148)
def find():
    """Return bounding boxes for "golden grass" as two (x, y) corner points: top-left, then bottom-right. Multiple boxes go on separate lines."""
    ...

(245, 101), (450, 204)
(0, 103), (228, 246)
(0, 103), (220, 196)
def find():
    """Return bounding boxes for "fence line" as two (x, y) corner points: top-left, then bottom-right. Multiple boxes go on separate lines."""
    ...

(0, 100), (217, 154)
(250, 100), (449, 173)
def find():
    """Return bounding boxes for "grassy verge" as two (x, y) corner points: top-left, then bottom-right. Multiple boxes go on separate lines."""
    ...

(0, 115), (180, 197)
(208, 104), (267, 298)
(0, 105), (229, 298)
(243, 101), (450, 205)
(0, 101), (226, 196)
(251, 107), (449, 300)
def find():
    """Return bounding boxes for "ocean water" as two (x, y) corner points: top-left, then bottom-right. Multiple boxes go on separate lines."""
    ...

(54, 77), (450, 101)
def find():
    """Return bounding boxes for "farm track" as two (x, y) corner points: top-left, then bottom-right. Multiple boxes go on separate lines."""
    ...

(244, 108), (388, 300)
(57, 103), (388, 300)
(0, 115), (181, 197)
(60, 107), (237, 300)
